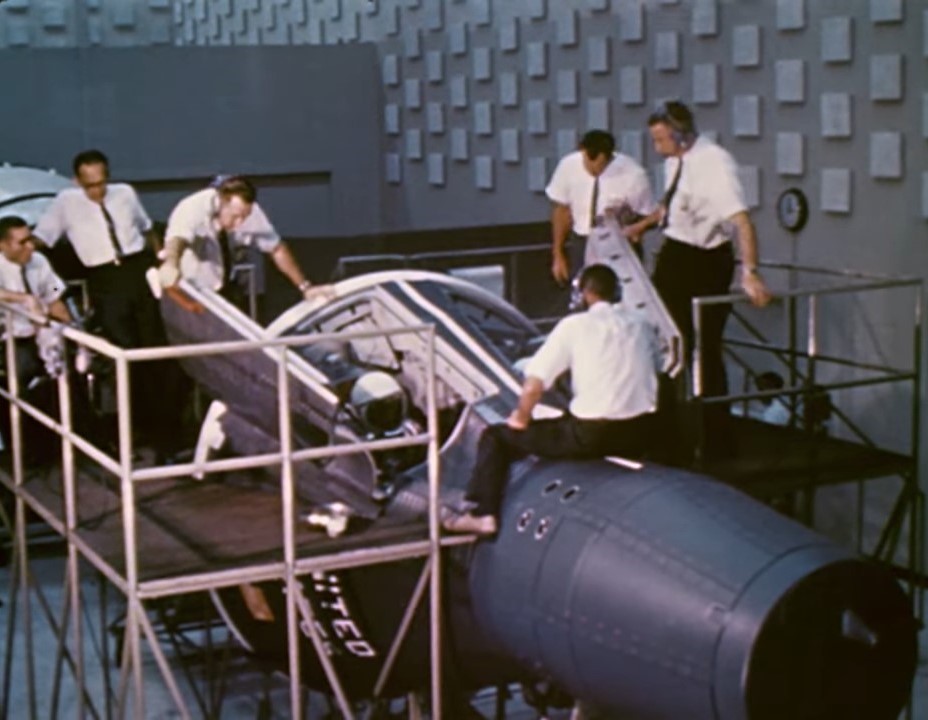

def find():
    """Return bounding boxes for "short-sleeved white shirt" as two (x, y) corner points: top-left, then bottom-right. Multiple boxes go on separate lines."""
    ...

(164, 188), (281, 291)
(661, 135), (747, 249)
(546, 151), (655, 237)
(32, 184), (152, 267)
(0, 253), (67, 338)
(525, 300), (661, 421)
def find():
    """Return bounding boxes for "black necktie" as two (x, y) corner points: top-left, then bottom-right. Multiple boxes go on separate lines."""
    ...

(589, 176), (600, 231)
(217, 229), (233, 287)
(660, 158), (683, 230)
(20, 265), (32, 295)
(100, 202), (124, 264)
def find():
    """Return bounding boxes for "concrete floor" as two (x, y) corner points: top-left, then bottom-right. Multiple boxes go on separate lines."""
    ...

(1, 538), (926, 719)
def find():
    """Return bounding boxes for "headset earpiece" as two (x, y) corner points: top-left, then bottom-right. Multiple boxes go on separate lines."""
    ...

(655, 100), (696, 148)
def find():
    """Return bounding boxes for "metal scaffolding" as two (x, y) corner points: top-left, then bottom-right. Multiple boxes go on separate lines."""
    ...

(1, 308), (468, 719)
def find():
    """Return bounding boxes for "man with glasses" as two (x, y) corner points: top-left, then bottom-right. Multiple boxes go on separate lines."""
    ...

(33, 149), (162, 350)
(33, 150), (172, 456)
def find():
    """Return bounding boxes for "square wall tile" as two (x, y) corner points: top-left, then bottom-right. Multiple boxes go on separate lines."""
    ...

(870, 0), (903, 24)
(528, 157), (549, 193)
(475, 156), (494, 190)
(499, 17), (519, 52)
(693, 0), (719, 37)
(557, 9), (579, 46)
(822, 17), (853, 63)
(777, 0), (805, 30)
(474, 101), (494, 136)
(405, 129), (423, 161)
(427, 153), (445, 186)
(775, 60), (805, 104)
(500, 72), (519, 107)
(501, 129), (521, 163)
(693, 63), (719, 105)
(404, 79), (422, 110)
(527, 100), (548, 135)
(451, 128), (469, 161)
(620, 130), (645, 164)
(474, 47), (493, 81)
(557, 129), (579, 158)
(427, 102), (445, 135)
(589, 36), (611, 74)
(620, 1), (644, 42)
(656, 32), (681, 71)
(738, 166), (761, 208)
(385, 153), (402, 184)
(557, 70), (579, 106)
(821, 168), (852, 213)
(733, 95), (761, 137)
(870, 54), (903, 102)
(821, 93), (852, 138)
(527, 42), (548, 78)
(776, 132), (804, 176)
(450, 23), (468, 55)
(733, 25), (761, 68)
(451, 76), (468, 109)
(620, 66), (645, 106)
(869, 132), (902, 179)
(588, 98), (611, 130)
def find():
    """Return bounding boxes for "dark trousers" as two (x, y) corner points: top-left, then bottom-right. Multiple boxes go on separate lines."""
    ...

(87, 251), (179, 453)
(652, 239), (735, 458)
(465, 413), (654, 517)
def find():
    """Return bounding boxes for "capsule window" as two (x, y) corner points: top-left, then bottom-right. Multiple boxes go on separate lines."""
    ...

(542, 480), (562, 495)
(561, 486), (580, 503)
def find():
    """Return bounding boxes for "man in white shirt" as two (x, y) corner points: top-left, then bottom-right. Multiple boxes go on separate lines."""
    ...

(0, 215), (74, 461)
(626, 101), (772, 459)
(444, 264), (661, 536)
(32, 149), (163, 350)
(546, 130), (655, 286)
(158, 175), (332, 309)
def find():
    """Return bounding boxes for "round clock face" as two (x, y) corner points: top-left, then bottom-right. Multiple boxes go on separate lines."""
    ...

(776, 188), (808, 233)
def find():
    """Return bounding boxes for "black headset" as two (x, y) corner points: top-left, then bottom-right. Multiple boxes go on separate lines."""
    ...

(652, 100), (697, 148)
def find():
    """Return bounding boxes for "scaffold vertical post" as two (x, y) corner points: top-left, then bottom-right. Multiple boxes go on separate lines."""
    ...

(276, 347), (304, 719)
(426, 325), (443, 720)
(5, 318), (37, 719)
(57, 360), (86, 718)
(115, 354), (144, 719)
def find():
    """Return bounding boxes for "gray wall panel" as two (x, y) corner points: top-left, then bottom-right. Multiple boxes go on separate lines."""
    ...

(0, 44), (382, 237)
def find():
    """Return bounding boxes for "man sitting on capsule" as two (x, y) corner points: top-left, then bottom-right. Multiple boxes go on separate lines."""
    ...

(444, 264), (662, 536)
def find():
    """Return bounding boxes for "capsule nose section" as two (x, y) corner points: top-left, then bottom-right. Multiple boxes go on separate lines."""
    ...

(466, 460), (918, 720)
(731, 560), (918, 720)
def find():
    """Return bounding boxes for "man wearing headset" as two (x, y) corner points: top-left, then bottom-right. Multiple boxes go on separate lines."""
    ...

(158, 175), (333, 308)
(625, 100), (772, 459)
(547, 130), (655, 286)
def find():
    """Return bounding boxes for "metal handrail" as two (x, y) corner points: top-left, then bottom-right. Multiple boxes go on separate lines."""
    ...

(0, 300), (452, 719)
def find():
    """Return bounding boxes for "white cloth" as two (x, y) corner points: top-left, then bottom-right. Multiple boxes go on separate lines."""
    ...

(733, 398), (792, 426)
(660, 135), (747, 249)
(546, 151), (655, 238)
(164, 188), (281, 291)
(33, 184), (152, 266)
(525, 300), (661, 420)
(0, 253), (66, 339)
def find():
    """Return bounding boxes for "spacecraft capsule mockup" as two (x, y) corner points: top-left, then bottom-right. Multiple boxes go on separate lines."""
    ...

(160, 271), (916, 719)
